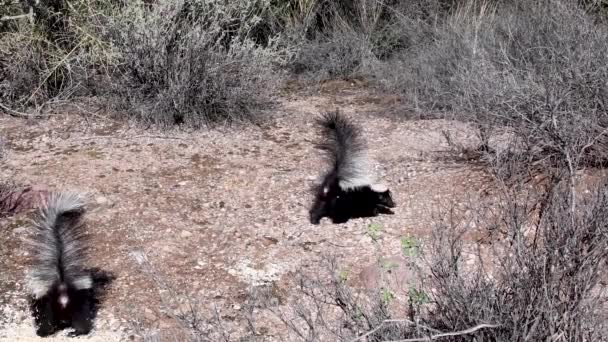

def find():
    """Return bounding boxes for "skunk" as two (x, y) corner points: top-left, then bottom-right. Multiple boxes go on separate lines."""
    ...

(25, 191), (94, 337)
(309, 110), (396, 224)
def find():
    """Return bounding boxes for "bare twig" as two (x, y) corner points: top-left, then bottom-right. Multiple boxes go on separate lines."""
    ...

(352, 322), (501, 342)
(130, 135), (191, 141)
(579, 126), (608, 158)
(349, 319), (414, 342)
(0, 13), (32, 21)
(1, 5), (33, 23)
(0, 102), (34, 118)
(74, 134), (191, 142)
(564, 150), (577, 219)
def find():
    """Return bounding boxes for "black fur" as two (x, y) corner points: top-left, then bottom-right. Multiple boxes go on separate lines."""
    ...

(30, 286), (94, 337)
(309, 110), (396, 224)
(29, 267), (115, 337)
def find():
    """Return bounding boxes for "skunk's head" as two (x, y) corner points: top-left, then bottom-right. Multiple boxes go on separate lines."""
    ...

(371, 183), (396, 209)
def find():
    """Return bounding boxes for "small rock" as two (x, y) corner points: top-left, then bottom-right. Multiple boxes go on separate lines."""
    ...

(143, 308), (156, 322)
(96, 196), (109, 205)
(13, 227), (27, 234)
(262, 236), (279, 245)
(180, 230), (193, 238)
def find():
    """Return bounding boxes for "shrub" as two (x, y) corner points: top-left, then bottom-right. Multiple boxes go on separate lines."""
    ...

(422, 179), (608, 341)
(383, 0), (608, 168)
(281, 0), (449, 81)
(1, 0), (282, 127)
(0, 0), (119, 109)
(269, 173), (608, 341)
(109, 0), (284, 127)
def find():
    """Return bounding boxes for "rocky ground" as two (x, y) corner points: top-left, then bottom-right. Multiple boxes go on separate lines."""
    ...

(0, 84), (495, 341)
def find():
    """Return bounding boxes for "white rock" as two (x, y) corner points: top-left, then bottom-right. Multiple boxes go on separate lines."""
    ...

(96, 196), (109, 204)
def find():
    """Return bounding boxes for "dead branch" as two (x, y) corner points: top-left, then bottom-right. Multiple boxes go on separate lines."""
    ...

(349, 320), (501, 342)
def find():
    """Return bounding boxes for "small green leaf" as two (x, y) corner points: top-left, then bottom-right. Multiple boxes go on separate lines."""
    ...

(338, 269), (349, 282)
(380, 259), (398, 273)
(354, 306), (364, 320)
(367, 223), (383, 241)
(408, 287), (429, 305)
(380, 288), (395, 305)
(400, 235), (420, 257)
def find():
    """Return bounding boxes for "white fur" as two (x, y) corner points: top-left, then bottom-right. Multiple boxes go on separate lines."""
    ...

(59, 294), (69, 307)
(41, 191), (87, 223)
(72, 275), (93, 290)
(338, 154), (377, 190)
(27, 277), (55, 299)
(26, 191), (91, 296)
(370, 183), (388, 192)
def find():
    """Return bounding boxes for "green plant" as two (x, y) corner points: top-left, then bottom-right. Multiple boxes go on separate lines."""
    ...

(400, 235), (420, 258)
(338, 269), (349, 282)
(366, 223), (383, 241)
(380, 259), (398, 273)
(407, 287), (428, 306)
(380, 287), (395, 305)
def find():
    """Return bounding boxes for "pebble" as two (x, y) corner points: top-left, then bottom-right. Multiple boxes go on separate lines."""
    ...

(96, 196), (109, 204)
(143, 308), (156, 322)
(13, 227), (26, 234)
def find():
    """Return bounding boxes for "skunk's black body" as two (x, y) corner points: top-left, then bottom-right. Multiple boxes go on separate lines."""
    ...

(309, 110), (396, 224)
(30, 284), (93, 337)
(26, 191), (94, 337)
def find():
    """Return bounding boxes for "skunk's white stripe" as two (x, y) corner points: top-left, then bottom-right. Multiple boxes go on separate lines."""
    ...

(28, 277), (55, 299)
(338, 154), (376, 190)
(72, 275), (93, 290)
(41, 191), (87, 225)
(370, 183), (388, 192)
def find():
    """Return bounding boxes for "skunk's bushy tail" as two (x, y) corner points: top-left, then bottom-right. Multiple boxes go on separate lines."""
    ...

(316, 110), (374, 189)
(27, 191), (92, 299)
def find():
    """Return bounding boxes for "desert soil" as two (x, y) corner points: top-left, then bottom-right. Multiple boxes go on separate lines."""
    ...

(0, 84), (490, 341)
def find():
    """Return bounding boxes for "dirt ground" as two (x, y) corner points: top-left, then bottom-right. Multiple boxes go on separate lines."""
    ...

(0, 84), (492, 341)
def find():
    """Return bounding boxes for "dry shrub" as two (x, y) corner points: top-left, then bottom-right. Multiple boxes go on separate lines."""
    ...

(281, 0), (448, 81)
(108, 0), (283, 128)
(384, 0), (608, 167)
(0, 0), (282, 127)
(0, 0), (119, 110)
(266, 179), (608, 341)
(422, 178), (608, 341)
